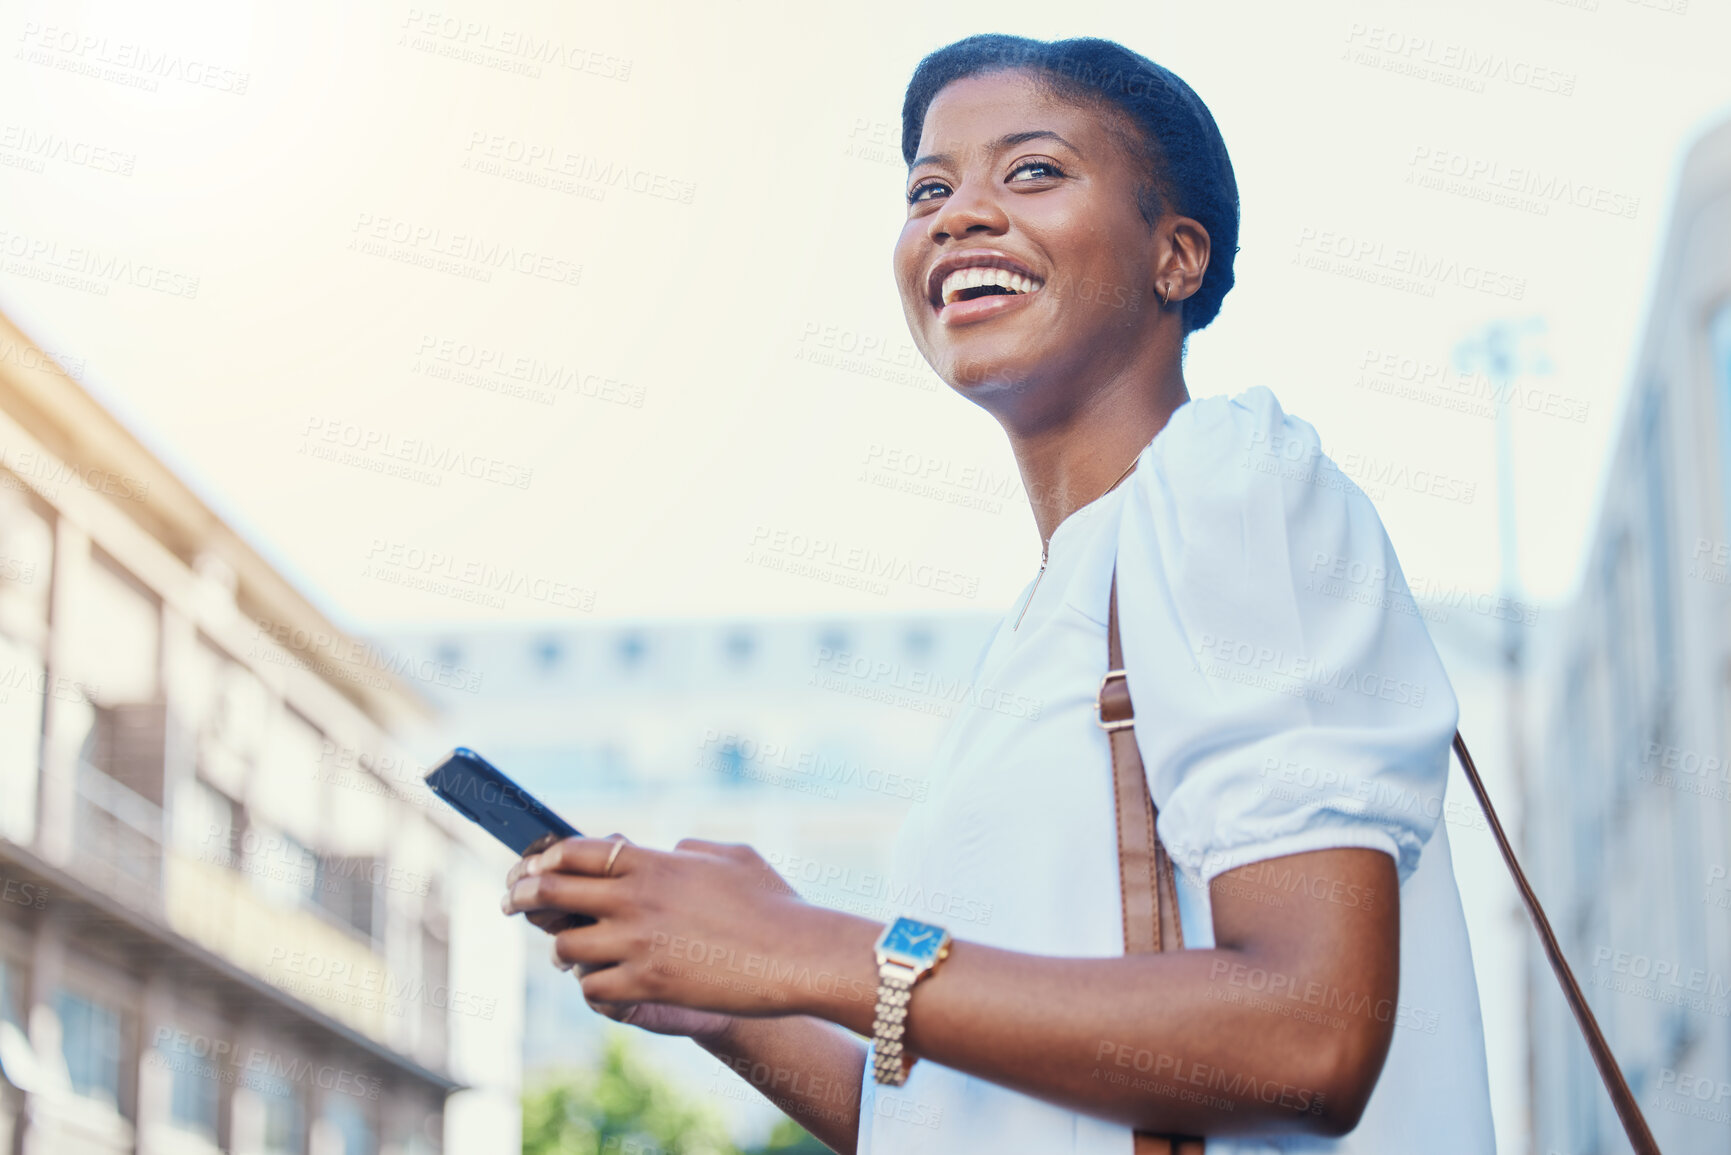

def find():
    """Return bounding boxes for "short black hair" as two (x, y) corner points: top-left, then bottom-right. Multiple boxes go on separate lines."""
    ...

(901, 34), (1239, 335)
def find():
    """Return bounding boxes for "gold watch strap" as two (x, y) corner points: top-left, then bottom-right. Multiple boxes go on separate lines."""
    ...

(870, 963), (917, 1085)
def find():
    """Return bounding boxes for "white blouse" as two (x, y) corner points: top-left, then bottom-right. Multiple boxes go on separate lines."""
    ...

(854, 386), (1495, 1153)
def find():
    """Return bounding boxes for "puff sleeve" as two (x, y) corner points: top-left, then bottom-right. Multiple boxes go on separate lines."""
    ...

(1114, 386), (1459, 889)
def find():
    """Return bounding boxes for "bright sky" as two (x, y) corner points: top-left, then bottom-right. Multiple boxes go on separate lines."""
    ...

(2, 0), (1727, 632)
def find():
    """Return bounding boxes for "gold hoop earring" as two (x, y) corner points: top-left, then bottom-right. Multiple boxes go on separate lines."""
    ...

(1159, 282), (1172, 308)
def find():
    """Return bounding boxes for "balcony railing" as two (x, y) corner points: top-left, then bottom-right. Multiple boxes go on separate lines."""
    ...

(71, 758), (164, 906)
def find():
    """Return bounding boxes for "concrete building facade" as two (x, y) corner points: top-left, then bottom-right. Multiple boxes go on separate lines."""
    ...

(1525, 116), (1731, 1152)
(0, 311), (523, 1155)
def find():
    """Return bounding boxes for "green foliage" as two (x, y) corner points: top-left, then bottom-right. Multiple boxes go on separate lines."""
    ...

(521, 1034), (832, 1155)
(743, 1116), (833, 1154)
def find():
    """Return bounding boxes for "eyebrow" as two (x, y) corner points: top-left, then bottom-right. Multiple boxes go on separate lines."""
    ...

(908, 130), (1080, 171)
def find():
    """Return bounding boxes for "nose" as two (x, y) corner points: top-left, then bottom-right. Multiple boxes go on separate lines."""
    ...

(927, 177), (1009, 243)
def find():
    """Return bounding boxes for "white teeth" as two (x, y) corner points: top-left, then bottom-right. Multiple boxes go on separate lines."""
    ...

(940, 266), (1044, 305)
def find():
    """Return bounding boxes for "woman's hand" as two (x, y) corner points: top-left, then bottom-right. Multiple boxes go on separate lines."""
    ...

(505, 836), (736, 1039)
(502, 835), (872, 1027)
(573, 976), (737, 1041)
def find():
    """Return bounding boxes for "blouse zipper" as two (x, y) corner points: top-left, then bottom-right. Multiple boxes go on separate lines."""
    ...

(1012, 538), (1049, 631)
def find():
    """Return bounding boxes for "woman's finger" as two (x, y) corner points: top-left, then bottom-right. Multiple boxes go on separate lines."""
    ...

(583, 992), (640, 1024)
(504, 871), (624, 918)
(506, 833), (563, 888)
(531, 834), (642, 879)
(551, 923), (631, 970)
(525, 909), (589, 935)
(576, 968), (641, 1024)
(673, 836), (731, 855)
(577, 963), (637, 1007)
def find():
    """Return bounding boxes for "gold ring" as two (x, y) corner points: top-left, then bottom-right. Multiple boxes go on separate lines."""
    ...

(603, 837), (627, 877)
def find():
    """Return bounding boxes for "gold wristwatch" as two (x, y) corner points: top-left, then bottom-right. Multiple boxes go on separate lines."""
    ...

(871, 916), (952, 1085)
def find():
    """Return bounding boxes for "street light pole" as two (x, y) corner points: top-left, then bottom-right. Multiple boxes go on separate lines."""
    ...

(1452, 315), (1550, 1155)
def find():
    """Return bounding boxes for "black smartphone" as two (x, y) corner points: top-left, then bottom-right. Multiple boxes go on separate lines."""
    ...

(425, 748), (597, 930)
(424, 747), (582, 855)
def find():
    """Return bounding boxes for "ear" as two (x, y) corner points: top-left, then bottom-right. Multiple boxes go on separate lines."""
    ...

(1157, 216), (1212, 308)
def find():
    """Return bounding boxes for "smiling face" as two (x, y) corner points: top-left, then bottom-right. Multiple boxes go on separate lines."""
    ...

(894, 69), (1178, 424)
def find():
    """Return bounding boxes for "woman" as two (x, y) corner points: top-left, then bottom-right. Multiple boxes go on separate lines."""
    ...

(503, 34), (1495, 1153)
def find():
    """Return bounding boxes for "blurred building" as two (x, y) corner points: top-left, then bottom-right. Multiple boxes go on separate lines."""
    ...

(0, 312), (523, 1155)
(1525, 115), (1731, 1152)
(1416, 596), (1538, 1155)
(382, 611), (999, 1141)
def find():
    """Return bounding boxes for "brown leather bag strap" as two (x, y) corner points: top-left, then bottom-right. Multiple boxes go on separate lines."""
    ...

(1103, 568), (1203, 1155)
(1103, 562), (1659, 1155)
(1450, 733), (1659, 1154)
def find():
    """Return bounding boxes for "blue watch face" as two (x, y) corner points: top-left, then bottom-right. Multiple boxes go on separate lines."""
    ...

(880, 917), (947, 963)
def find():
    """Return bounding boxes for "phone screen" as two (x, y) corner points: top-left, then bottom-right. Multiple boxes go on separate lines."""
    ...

(424, 748), (581, 856)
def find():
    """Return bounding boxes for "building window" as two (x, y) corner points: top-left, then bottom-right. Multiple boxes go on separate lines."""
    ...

(81, 550), (161, 706)
(1709, 300), (1731, 541)
(419, 927), (449, 1058)
(208, 646), (268, 764)
(393, 1129), (438, 1155)
(1639, 382), (1673, 716)
(713, 737), (746, 786)
(322, 1095), (375, 1155)
(724, 631), (755, 665)
(247, 825), (319, 909)
(53, 988), (123, 1108)
(256, 1073), (305, 1155)
(0, 631), (44, 844)
(314, 855), (379, 940)
(159, 1031), (220, 1139)
(1603, 533), (1642, 774)
(179, 776), (241, 865)
(0, 484), (52, 635)
(0, 957), (21, 1028)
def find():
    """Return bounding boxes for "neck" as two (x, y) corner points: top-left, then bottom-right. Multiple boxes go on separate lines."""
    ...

(1005, 370), (1190, 546)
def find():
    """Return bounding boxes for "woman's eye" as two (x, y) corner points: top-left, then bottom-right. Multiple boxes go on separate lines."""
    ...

(907, 180), (949, 205)
(1009, 160), (1064, 182)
